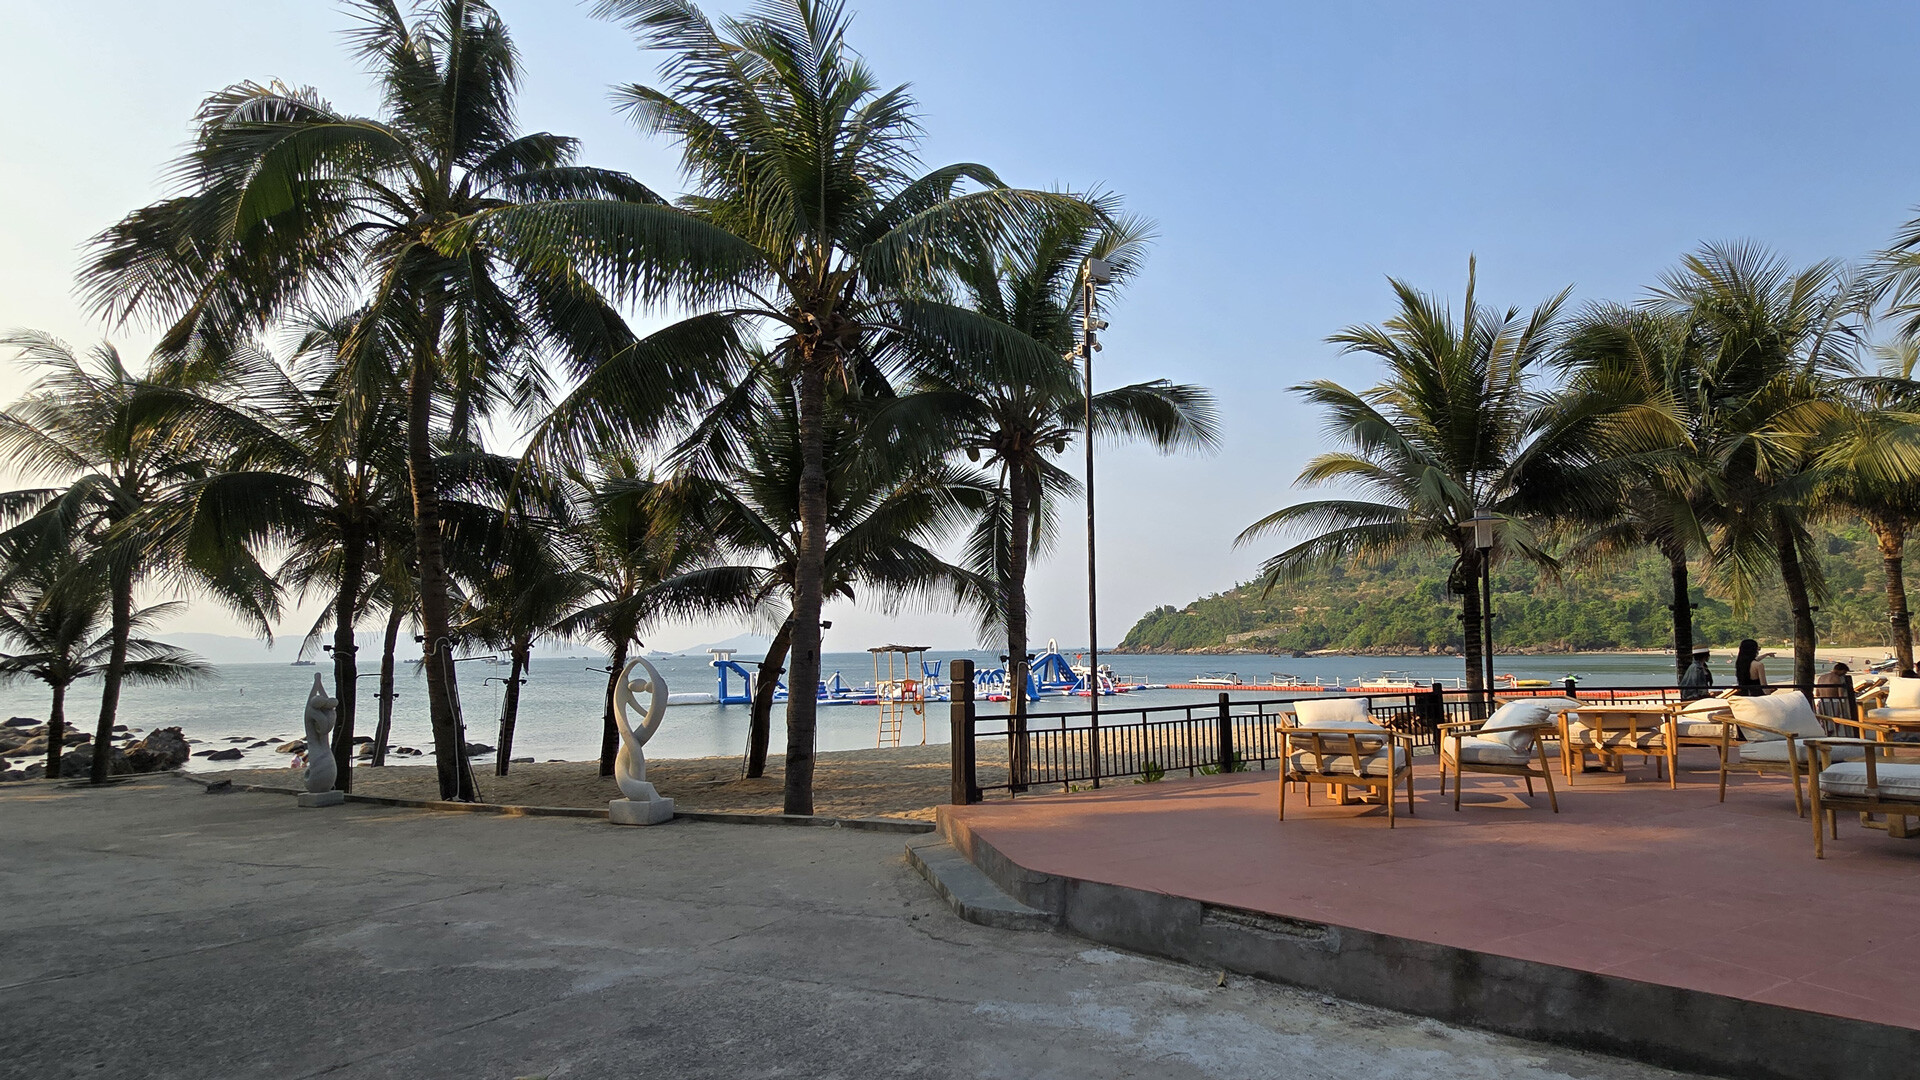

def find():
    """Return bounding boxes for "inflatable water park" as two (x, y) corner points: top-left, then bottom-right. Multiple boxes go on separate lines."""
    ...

(665, 639), (1157, 709)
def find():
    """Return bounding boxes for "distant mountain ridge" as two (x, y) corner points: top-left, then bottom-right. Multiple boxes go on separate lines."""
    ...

(1120, 521), (1903, 655)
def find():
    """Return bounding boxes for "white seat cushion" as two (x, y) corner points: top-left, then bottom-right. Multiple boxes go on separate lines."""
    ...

(1673, 717), (1731, 738)
(1478, 700), (1552, 752)
(1885, 677), (1920, 711)
(1866, 707), (1920, 723)
(1287, 745), (1407, 777)
(1727, 692), (1826, 741)
(1818, 761), (1920, 801)
(1293, 696), (1380, 730)
(1738, 740), (1864, 765)
(1448, 736), (1533, 766)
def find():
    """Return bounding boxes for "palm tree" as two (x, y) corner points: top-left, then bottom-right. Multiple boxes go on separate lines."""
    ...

(1818, 337), (1920, 675)
(531, 0), (1076, 813)
(1236, 262), (1574, 701)
(81, 0), (662, 800)
(0, 334), (276, 783)
(0, 548), (209, 777)
(891, 204), (1218, 694)
(1647, 243), (1860, 690)
(554, 459), (716, 777)
(142, 321), (410, 792)
(660, 371), (996, 777)
(1556, 305), (1717, 679)
(457, 513), (587, 775)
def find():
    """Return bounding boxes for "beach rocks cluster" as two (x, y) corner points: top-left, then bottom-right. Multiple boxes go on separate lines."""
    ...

(1, 722), (197, 782)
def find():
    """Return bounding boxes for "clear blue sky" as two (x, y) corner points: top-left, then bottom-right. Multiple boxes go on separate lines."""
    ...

(4, 1), (1919, 652)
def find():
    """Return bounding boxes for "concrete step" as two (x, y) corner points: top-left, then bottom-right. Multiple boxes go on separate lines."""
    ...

(906, 836), (1054, 932)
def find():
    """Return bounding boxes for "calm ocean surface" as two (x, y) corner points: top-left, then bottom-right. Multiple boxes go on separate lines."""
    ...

(0, 649), (1683, 773)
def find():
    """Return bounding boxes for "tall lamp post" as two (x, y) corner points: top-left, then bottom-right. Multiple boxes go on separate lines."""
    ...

(1462, 507), (1497, 707)
(1080, 256), (1112, 784)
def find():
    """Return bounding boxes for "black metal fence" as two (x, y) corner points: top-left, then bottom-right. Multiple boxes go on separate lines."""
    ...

(946, 658), (1860, 804)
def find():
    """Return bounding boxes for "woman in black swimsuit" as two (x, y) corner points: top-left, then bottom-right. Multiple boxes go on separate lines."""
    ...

(1734, 639), (1766, 696)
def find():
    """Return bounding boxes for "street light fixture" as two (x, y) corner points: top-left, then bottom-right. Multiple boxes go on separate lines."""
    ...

(1462, 506), (1497, 706)
(1081, 257), (1111, 784)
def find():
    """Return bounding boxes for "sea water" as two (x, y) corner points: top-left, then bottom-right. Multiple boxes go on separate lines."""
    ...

(0, 649), (1682, 773)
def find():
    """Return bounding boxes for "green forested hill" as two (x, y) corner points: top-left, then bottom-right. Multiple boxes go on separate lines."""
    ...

(1119, 522), (1903, 654)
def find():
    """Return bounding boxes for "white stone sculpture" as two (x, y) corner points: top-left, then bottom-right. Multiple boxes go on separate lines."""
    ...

(298, 674), (344, 807)
(609, 656), (674, 825)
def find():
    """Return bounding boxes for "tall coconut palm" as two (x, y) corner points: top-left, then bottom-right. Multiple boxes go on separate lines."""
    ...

(141, 320), (411, 792)
(533, 0), (1077, 813)
(457, 511), (587, 775)
(554, 459), (717, 778)
(1647, 243), (1861, 690)
(659, 370), (997, 777)
(1556, 305), (1717, 679)
(1818, 337), (1920, 674)
(81, 0), (665, 800)
(0, 334), (276, 783)
(1236, 262), (1575, 701)
(887, 204), (1218, 694)
(0, 551), (209, 776)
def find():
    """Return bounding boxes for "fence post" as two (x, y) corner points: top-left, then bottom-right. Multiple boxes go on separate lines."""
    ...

(1216, 692), (1234, 772)
(1009, 659), (1029, 793)
(1564, 677), (1578, 696)
(949, 659), (978, 805)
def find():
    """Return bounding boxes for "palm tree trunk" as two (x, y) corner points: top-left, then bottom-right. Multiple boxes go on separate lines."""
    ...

(1005, 463), (1032, 790)
(1667, 546), (1694, 682)
(1774, 515), (1818, 691)
(600, 639), (629, 777)
(1459, 548), (1486, 717)
(371, 602), (403, 767)
(407, 328), (472, 801)
(45, 681), (66, 777)
(90, 563), (133, 784)
(496, 637), (528, 776)
(747, 616), (794, 779)
(784, 361), (830, 816)
(328, 528), (364, 792)
(1875, 519), (1915, 676)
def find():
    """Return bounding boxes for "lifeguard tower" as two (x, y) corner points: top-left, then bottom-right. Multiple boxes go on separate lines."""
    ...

(869, 644), (928, 747)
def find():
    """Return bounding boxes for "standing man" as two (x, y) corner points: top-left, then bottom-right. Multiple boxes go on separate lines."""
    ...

(1679, 645), (1714, 700)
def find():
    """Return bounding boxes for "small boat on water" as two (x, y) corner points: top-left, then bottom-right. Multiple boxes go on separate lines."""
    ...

(290, 660), (314, 667)
(1189, 672), (1243, 687)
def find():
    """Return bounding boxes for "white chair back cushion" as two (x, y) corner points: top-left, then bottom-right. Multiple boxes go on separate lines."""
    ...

(1886, 677), (1920, 711)
(1478, 700), (1552, 752)
(1293, 696), (1379, 729)
(1526, 696), (1582, 714)
(1726, 692), (1825, 741)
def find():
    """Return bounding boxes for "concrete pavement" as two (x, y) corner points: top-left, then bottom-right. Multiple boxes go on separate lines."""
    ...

(0, 776), (1694, 1080)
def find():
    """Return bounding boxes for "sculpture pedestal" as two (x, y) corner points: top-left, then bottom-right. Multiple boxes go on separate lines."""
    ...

(297, 790), (345, 808)
(609, 796), (675, 825)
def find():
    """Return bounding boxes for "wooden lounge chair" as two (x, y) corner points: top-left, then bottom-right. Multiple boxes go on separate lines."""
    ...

(1436, 699), (1559, 812)
(1278, 697), (1416, 827)
(1807, 737), (1920, 857)
(1671, 690), (1739, 759)
(1830, 676), (1920, 749)
(1719, 691), (1863, 816)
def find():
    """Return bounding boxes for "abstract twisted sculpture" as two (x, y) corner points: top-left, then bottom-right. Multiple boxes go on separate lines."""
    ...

(298, 674), (344, 807)
(609, 656), (674, 825)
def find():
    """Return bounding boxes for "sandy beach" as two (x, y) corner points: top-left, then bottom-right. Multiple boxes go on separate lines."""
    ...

(212, 742), (1004, 821)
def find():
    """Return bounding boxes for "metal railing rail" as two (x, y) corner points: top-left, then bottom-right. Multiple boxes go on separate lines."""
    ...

(947, 659), (1859, 804)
